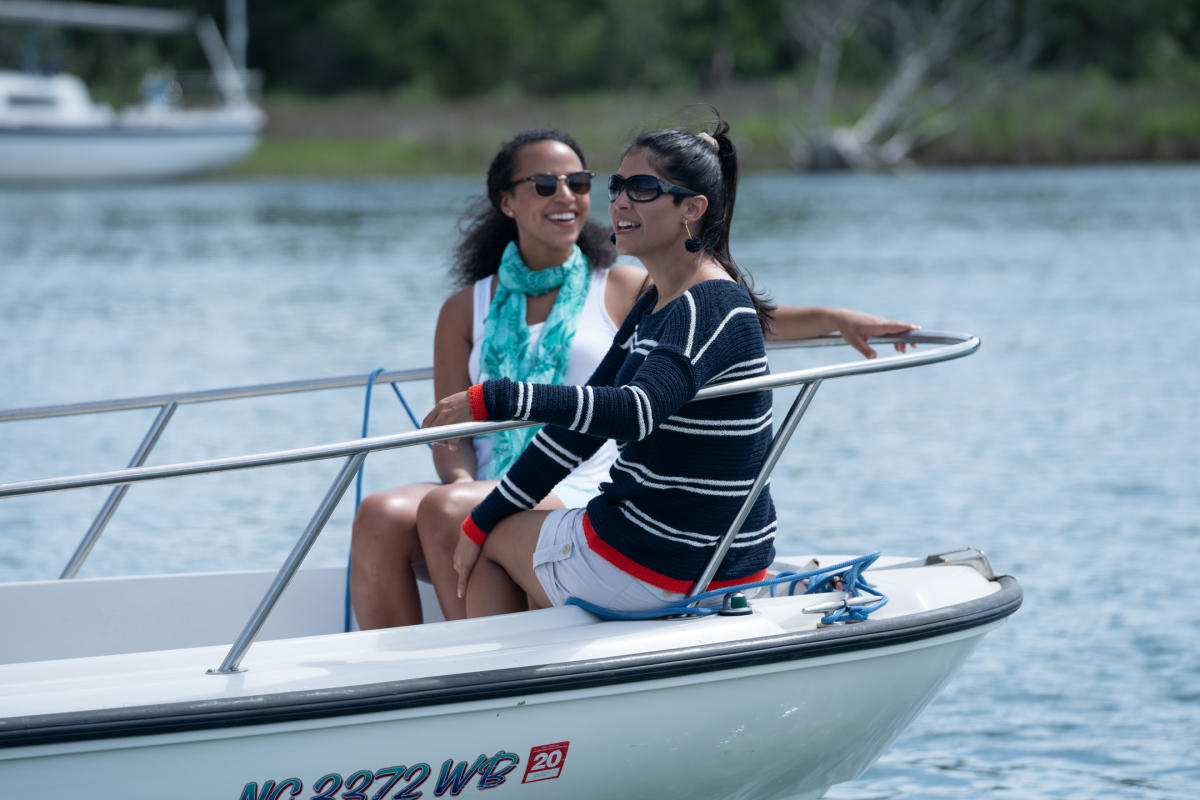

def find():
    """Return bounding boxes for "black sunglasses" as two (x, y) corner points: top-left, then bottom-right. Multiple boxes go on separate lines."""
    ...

(608, 173), (700, 203)
(509, 171), (595, 196)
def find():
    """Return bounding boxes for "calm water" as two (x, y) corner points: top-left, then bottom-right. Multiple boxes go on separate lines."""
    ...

(1, 165), (1197, 798)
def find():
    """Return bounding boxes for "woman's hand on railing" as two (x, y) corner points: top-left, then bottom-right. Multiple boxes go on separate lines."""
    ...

(422, 389), (475, 429)
(831, 311), (920, 359)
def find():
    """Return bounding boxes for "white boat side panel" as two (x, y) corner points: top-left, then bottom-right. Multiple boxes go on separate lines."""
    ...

(0, 554), (990, 665)
(0, 631), (988, 800)
(0, 566), (438, 664)
(0, 562), (1002, 719)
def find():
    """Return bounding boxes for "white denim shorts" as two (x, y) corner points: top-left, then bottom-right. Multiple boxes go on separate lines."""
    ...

(532, 508), (687, 612)
(548, 482), (596, 510)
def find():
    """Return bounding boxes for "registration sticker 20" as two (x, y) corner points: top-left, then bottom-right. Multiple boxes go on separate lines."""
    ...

(521, 741), (569, 783)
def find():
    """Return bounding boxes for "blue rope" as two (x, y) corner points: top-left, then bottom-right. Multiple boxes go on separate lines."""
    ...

(354, 368), (387, 513)
(344, 368), (431, 632)
(389, 382), (424, 431)
(565, 552), (887, 625)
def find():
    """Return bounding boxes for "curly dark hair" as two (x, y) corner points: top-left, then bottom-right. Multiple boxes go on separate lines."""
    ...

(449, 128), (616, 288)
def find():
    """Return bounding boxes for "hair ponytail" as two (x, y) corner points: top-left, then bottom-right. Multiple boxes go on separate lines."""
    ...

(627, 115), (774, 331)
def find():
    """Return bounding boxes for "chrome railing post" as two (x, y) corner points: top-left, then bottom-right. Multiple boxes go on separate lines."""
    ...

(60, 400), (179, 579)
(210, 451), (366, 674)
(687, 379), (823, 599)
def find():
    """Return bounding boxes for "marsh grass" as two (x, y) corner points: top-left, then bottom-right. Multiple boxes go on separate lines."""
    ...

(231, 74), (1200, 176)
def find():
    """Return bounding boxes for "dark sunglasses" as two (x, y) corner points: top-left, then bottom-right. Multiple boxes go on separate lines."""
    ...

(509, 171), (595, 196)
(608, 173), (700, 203)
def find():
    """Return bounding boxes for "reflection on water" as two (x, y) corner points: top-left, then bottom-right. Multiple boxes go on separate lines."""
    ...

(2, 165), (1198, 799)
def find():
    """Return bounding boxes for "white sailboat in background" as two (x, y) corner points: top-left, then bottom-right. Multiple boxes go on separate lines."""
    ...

(0, 0), (263, 182)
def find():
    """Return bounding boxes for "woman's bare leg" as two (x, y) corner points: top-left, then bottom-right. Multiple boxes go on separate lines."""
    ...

(415, 481), (496, 621)
(349, 482), (437, 629)
(466, 510), (555, 618)
(418, 484), (565, 620)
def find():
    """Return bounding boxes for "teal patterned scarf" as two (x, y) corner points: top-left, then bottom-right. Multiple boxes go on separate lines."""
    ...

(478, 241), (591, 478)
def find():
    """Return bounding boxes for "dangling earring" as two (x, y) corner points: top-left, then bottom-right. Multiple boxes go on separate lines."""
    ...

(683, 220), (703, 253)
(610, 231), (617, 245)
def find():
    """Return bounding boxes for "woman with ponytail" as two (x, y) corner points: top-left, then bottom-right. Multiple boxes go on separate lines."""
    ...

(356, 124), (918, 628)
(424, 115), (916, 617)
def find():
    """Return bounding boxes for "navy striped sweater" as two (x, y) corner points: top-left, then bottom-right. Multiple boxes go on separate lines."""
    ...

(465, 279), (776, 592)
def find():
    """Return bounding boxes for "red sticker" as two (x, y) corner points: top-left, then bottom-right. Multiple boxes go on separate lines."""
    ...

(521, 741), (570, 783)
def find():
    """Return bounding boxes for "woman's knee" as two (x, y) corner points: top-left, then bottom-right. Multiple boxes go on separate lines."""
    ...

(417, 482), (490, 542)
(352, 485), (428, 553)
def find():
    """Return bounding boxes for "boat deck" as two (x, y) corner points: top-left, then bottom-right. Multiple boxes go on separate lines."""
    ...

(0, 555), (1006, 719)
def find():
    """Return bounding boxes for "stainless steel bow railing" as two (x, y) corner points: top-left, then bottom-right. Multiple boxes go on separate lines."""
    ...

(0, 331), (978, 673)
(0, 367), (432, 579)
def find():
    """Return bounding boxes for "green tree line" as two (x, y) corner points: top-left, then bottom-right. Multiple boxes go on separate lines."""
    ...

(4, 0), (1199, 98)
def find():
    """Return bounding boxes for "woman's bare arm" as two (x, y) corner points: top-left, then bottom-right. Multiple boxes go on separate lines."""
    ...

(430, 286), (479, 483)
(768, 306), (919, 358)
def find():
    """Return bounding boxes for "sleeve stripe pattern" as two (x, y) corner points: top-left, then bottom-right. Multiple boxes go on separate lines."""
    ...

(579, 386), (596, 433)
(497, 475), (537, 509)
(569, 385), (585, 430)
(664, 409), (773, 427)
(536, 430), (585, 464)
(691, 307), (758, 365)
(624, 386), (645, 440)
(518, 381), (538, 420)
(659, 414), (773, 437)
(531, 432), (583, 470)
(681, 292), (697, 358)
(708, 356), (769, 383)
(625, 384), (655, 440)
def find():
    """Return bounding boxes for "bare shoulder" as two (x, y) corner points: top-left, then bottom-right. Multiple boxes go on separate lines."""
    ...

(438, 283), (475, 325)
(604, 263), (652, 322)
(607, 263), (651, 293)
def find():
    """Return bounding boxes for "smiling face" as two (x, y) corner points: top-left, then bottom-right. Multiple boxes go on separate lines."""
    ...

(609, 148), (705, 263)
(498, 139), (590, 269)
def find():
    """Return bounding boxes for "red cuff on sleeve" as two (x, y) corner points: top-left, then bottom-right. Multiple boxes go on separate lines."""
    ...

(467, 384), (488, 421)
(461, 515), (488, 546)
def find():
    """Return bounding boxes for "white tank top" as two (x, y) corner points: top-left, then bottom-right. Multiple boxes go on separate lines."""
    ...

(469, 267), (621, 501)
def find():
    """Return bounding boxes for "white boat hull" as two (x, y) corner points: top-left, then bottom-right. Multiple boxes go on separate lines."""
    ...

(0, 70), (264, 182)
(0, 124), (260, 182)
(1, 634), (989, 800)
(0, 555), (1020, 800)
